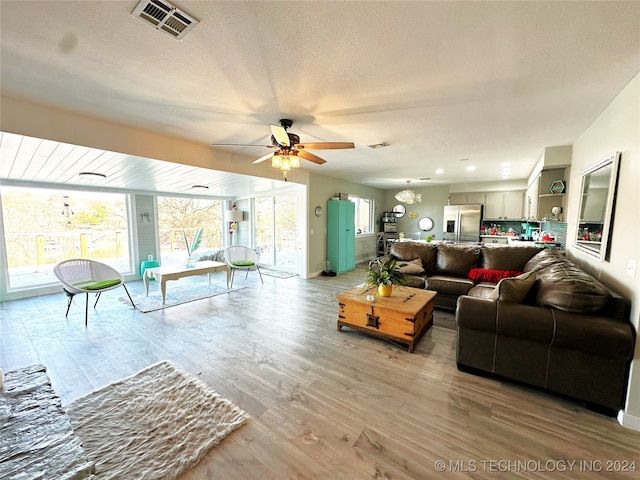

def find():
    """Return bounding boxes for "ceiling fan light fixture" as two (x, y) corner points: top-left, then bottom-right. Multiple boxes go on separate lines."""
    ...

(271, 150), (300, 180)
(281, 156), (291, 172)
(290, 153), (300, 168)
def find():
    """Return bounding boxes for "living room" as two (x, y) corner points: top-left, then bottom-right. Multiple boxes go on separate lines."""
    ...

(1, 1), (640, 477)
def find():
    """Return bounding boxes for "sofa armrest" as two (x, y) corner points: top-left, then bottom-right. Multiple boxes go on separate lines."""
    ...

(368, 254), (395, 270)
(456, 296), (555, 343)
(455, 296), (497, 332)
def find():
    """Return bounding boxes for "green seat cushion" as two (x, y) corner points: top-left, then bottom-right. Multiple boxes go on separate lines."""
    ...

(231, 260), (255, 267)
(74, 279), (121, 290)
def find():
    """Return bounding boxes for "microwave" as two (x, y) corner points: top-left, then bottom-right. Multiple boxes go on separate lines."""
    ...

(383, 223), (398, 233)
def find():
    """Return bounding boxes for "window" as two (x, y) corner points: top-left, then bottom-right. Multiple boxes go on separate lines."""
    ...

(157, 196), (223, 266)
(1, 186), (130, 289)
(350, 196), (374, 234)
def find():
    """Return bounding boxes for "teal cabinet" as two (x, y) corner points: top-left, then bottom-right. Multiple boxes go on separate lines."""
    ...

(327, 200), (355, 274)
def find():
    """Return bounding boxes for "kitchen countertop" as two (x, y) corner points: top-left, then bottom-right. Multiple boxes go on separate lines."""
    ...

(482, 235), (538, 247)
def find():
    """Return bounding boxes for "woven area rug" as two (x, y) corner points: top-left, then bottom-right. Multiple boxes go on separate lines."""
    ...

(120, 284), (245, 312)
(260, 269), (298, 279)
(66, 361), (249, 480)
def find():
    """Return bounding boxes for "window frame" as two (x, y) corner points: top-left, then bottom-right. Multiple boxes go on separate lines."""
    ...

(349, 195), (375, 235)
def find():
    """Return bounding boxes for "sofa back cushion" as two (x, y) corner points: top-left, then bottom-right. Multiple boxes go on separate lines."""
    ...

(534, 262), (610, 313)
(482, 246), (540, 271)
(436, 244), (480, 277)
(390, 242), (437, 273)
(523, 248), (568, 273)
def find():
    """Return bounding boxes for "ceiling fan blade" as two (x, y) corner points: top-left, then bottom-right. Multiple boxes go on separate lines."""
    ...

(298, 150), (326, 165)
(252, 152), (275, 164)
(210, 143), (273, 148)
(297, 142), (355, 150)
(270, 124), (290, 147)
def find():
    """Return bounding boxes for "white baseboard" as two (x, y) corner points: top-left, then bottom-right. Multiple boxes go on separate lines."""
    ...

(617, 410), (640, 431)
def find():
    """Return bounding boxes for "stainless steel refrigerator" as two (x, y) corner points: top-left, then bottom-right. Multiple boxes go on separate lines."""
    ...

(443, 205), (483, 243)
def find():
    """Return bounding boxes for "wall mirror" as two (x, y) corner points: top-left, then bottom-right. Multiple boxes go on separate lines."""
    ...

(573, 151), (620, 261)
(392, 204), (406, 217)
(418, 217), (434, 231)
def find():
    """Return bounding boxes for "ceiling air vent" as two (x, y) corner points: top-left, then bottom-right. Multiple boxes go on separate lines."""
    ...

(132, 0), (199, 40)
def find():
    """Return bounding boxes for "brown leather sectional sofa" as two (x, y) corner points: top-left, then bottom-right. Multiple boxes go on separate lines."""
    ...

(370, 242), (635, 413)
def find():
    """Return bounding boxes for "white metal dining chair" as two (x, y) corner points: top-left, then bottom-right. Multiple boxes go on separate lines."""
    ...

(53, 258), (135, 326)
(224, 246), (263, 287)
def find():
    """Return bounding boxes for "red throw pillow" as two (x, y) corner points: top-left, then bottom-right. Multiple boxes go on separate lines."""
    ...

(468, 268), (522, 283)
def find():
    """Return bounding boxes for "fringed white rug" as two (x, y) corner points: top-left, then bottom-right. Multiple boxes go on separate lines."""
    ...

(66, 361), (249, 480)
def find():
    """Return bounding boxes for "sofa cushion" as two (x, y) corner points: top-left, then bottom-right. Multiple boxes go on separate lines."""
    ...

(404, 275), (427, 289)
(534, 262), (610, 313)
(389, 242), (437, 273)
(397, 258), (425, 275)
(489, 271), (536, 303)
(467, 283), (496, 299)
(468, 268), (521, 283)
(482, 246), (540, 271)
(426, 275), (474, 296)
(436, 244), (480, 277)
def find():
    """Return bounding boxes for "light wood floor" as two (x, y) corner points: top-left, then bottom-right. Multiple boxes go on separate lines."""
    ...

(2, 264), (640, 479)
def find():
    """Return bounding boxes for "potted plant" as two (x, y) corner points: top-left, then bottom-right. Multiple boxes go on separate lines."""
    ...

(365, 259), (407, 297)
(183, 226), (203, 268)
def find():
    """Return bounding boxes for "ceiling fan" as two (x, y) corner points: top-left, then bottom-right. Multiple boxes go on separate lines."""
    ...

(210, 119), (355, 180)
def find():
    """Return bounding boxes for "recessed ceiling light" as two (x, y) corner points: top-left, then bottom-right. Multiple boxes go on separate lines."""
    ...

(367, 142), (390, 149)
(435, 169), (444, 175)
(502, 162), (511, 167)
(466, 165), (476, 172)
(191, 185), (209, 190)
(78, 171), (107, 179)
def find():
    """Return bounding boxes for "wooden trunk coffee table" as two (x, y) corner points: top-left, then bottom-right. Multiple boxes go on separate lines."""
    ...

(336, 285), (436, 353)
(143, 261), (230, 304)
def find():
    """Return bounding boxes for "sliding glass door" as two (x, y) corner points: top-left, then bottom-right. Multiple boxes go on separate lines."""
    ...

(156, 196), (223, 267)
(254, 194), (298, 270)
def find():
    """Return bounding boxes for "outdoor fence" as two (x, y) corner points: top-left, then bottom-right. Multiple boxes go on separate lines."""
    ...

(5, 231), (127, 268)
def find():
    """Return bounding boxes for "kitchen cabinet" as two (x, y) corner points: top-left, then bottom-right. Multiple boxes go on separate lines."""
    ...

(484, 191), (524, 220)
(326, 200), (355, 274)
(525, 177), (540, 220)
(449, 192), (486, 205)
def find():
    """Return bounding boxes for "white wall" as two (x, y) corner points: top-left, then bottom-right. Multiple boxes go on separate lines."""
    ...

(134, 194), (158, 266)
(384, 185), (450, 241)
(566, 72), (640, 426)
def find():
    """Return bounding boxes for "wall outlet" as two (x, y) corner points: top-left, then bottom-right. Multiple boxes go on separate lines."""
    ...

(628, 259), (637, 278)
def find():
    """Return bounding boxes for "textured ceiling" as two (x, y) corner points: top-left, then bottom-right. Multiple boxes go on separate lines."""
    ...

(1, 0), (639, 193)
